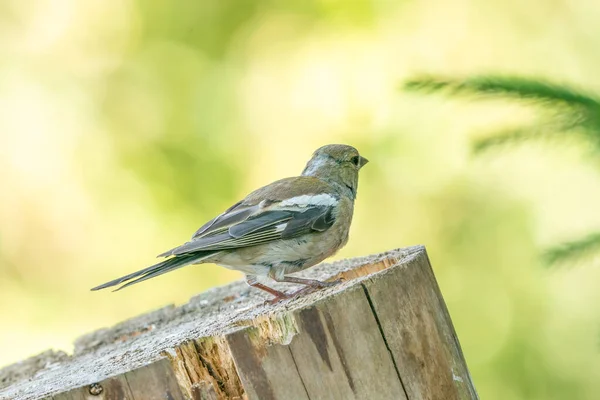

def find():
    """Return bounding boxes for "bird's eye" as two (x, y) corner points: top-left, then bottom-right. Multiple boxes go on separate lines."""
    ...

(350, 155), (360, 166)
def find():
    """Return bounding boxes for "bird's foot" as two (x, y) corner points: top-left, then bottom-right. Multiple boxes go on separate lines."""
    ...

(292, 279), (341, 297)
(266, 278), (342, 304)
(264, 293), (292, 305)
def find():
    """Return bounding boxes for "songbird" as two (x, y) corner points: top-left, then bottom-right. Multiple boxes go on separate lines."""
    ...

(92, 144), (368, 301)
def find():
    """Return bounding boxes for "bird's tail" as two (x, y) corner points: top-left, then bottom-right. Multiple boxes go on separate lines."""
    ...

(91, 252), (214, 292)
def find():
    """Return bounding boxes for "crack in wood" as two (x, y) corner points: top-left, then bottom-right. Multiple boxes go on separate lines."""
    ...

(165, 337), (245, 400)
(362, 284), (410, 399)
(287, 347), (311, 400)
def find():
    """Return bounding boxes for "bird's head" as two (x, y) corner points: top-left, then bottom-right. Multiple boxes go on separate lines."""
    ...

(301, 144), (369, 198)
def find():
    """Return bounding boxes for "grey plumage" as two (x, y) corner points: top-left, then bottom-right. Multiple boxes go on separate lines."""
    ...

(92, 144), (368, 299)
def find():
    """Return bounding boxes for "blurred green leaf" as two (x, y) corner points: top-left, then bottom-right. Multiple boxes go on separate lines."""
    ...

(543, 232), (600, 267)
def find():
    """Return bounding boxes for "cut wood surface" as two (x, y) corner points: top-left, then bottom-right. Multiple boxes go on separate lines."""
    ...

(0, 246), (478, 400)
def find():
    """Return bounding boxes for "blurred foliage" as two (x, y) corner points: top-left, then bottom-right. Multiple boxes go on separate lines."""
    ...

(543, 232), (600, 266)
(405, 75), (600, 151)
(405, 75), (600, 108)
(406, 75), (600, 151)
(2, 1), (600, 399)
(406, 74), (600, 268)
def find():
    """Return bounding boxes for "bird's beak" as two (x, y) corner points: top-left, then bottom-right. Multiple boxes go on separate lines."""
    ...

(359, 156), (369, 168)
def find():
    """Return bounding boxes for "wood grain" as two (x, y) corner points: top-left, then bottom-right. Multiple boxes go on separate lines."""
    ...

(286, 285), (408, 400)
(52, 375), (133, 400)
(124, 358), (185, 400)
(1, 247), (478, 400)
(363, 251), (478, 400)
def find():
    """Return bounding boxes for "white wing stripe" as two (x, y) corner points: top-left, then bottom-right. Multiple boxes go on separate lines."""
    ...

(279, 194), (338, 208)
(274, 223), (288, 232)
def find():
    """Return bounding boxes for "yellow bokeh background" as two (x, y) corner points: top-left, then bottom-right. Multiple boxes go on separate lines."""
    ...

(2, 1), (600, 398)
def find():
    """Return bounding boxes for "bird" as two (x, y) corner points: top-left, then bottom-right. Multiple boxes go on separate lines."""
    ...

(91, 144), (369, 301)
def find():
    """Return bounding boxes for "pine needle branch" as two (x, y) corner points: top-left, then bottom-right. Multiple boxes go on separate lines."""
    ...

(404, 75), (600, 109)
(471, 121), (588, 153)
(542, 232), (600, 267)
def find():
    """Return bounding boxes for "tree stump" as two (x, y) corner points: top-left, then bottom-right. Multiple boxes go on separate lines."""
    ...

(0, 246), (478, 400)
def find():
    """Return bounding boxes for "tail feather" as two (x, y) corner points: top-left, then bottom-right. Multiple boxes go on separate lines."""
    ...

(91, 252), (213, 292)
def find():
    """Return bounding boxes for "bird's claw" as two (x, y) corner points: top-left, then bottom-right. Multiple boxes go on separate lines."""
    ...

(263, 294), (292, 305)
(263, 278), (342, 305)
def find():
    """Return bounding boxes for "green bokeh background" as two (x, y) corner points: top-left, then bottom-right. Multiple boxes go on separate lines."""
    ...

(2, 1), (600, 398)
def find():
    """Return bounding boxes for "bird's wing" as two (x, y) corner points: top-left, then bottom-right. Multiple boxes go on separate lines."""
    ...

(191, 201), (261, 239)
(158, 177), (340, 257)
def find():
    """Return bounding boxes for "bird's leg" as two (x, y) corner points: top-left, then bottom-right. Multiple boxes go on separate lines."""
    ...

(245, 275), (289, 302)
(248, 273), (343, 304)
(270, 275), (342, 300)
